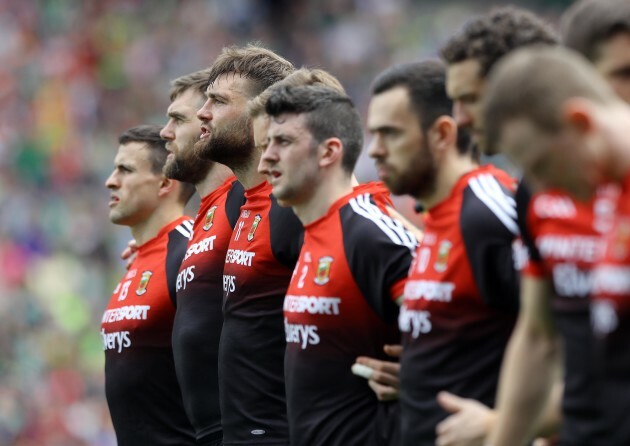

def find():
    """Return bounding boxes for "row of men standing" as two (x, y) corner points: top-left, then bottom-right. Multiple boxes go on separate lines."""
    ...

(99, 0), (630, 445)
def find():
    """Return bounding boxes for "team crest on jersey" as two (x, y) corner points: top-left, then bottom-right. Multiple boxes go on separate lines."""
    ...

(434, 240), (452, 273)
(203, 206), (218, 231)
(247, 214), (262, 241)
(136, 271), (153, 296)
(314, 256), (334, 285)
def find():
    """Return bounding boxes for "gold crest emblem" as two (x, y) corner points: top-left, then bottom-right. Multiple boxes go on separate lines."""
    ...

(434, 240), (452, 273)
(247, 214), (262, 242)
(203, 206), (218, 231)
(136, 271), (153, 296)
(314, 256), (334, 286)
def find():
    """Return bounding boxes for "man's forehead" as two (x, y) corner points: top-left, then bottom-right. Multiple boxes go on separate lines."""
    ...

(446, 59), (484, 94)
(206, 72), (251, 95)
(168, 89), (201, 113)
(368, 87), (413, 124)
(269, 113), (306, 132)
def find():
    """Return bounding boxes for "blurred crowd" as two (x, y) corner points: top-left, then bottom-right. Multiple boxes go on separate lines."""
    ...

(0, 0), (569, 444)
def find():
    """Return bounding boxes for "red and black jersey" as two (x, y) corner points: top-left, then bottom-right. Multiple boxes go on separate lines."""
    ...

(284, 188), (417, 446)
(171, 177), (244, 445)
(518, 182), (617, 445)
(102, 216), (195, 446)
(399, 165), (519, 446)
(591, 175), (630, 446)
(219, 180), (302, 445)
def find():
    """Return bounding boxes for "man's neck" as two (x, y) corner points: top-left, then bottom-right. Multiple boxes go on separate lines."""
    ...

(418, 153), (477, 210)
(293, 174), (353, 226)
(196, 163), (234, 198)
(130, 206), (184, 246)
(234, 154), (267, 190)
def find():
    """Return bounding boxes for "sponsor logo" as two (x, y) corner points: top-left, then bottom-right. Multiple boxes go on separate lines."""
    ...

(135, 271), (152, 296)
(184, 236), (216, 260)
(592, 265), (630, 296)
(404, 280), (455, 302)
(247, 214), (262, 242)
(434, 240), (452, 272)
(533, 195), (576, 219)
(537, 235), (604, 263)
(251, 429), (266, 436)
(591, 299), (618, 337)
(552, 263), (591, 297)
(512, 239), (529, 271)
(101, 329), (131, 353)
(314, 256), (333, 285)
(225, 249), (255, 266)
(203, 205), (218, 231)
(398, 305), (432, 338)
(102, 305), (151, 323)
(176, 266), (195, 292)
(285, 318), (320, 349)
(223, 274), (236, 294)
(284, 295), (341, 315)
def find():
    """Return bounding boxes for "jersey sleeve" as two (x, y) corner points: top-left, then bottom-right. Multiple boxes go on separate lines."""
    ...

(515, 181), (545, 277)
(225, 180), (246, 229)
(461, 175), (520, 313)
(342, 193), (418, 324)
(269, 196), (304, 269)
(166, 219), (194, 307)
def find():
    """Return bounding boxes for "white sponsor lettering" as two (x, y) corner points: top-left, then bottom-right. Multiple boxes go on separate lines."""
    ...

(184, 236), (216, 260)
(284, 295), (341, 315)
(592, 265), (630, 296)
(534, 195), (576, 219)
(176, 266), (195, 292)
(552, 263), (592, 297)
(591, 299), (619, 336)
(404, 280), (455, 302)
(101, 329), (132, 353)
(225, 249), (255, 266)
(102, 305), (151, 323)
(537, 235), (604, 263)
(284, 318), (320, 349)
(398, 305), (432, 338)
(513, 239), (529, 271)
(223, 274), (236, 294)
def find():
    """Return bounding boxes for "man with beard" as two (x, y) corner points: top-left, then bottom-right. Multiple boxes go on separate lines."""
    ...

(160, 69), (245, 445)
(102, 125), (196, 446)
(367, 60), (519, 446)
(194, 45), (298, 445)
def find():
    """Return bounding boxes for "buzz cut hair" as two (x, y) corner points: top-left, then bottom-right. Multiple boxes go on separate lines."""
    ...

(483, 46), (618, 154)
(561, 0), (630, 62)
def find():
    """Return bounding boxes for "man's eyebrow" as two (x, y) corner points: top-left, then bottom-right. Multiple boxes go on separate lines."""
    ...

(167, 110), (187, 120)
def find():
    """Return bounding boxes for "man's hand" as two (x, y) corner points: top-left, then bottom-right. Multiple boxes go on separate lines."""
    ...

(121, 239), (138, 270)
(436, 391), (495, 446)
(353, 345), (401, 401)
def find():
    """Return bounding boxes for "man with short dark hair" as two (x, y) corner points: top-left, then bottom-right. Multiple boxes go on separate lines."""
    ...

(562, 0), (630, 103)
(161, 68), (244, 446)
(367, 60), (519, 446)
(101, 124), (196, 446)
(260, 84), (416, 446)
(194, 44), (299, 445)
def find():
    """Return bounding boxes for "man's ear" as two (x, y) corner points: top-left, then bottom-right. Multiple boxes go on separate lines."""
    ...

(427, 115), (457, 157)
(319, 137), (343, 168)
(562, 97), (596, 136)
(157, 176), (175, 198)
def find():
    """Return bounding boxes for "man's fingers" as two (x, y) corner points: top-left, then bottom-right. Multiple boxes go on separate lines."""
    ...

(368, 368), (399, 387)
(383, 344), (402, 357)
(437, 391), (466, 414)
(367, 380), (398, 401)
(355, 356), (400, 375)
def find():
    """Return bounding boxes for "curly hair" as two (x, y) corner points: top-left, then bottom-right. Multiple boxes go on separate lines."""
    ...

(561, 0), (630, 62)
(440, 7), (559, 77)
